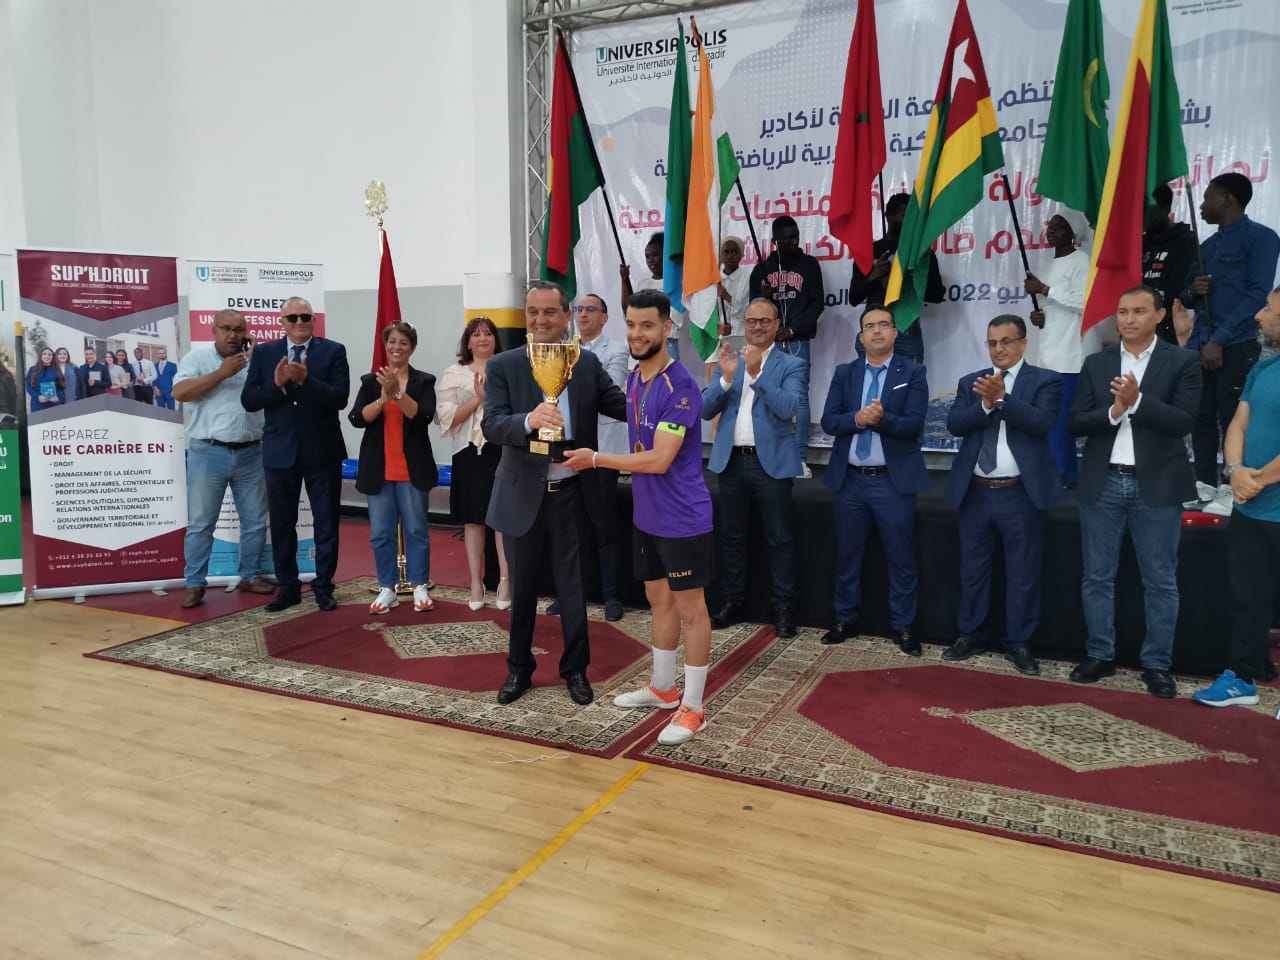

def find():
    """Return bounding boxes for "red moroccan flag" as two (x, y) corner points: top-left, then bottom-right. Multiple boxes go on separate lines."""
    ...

(828, 0), (886, 274)
(372, 231), (401, 372)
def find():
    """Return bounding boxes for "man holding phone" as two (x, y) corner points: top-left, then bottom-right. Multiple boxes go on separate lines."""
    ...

(172, 308), (273, 609)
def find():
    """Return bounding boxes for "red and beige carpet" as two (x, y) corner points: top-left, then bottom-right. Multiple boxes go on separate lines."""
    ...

(627, 629), (1280, 891)
(87, 578), (765, 758)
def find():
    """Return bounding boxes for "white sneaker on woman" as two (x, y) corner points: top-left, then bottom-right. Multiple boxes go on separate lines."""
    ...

(413, 583), (433, 612)
(370, 587), (399, 615)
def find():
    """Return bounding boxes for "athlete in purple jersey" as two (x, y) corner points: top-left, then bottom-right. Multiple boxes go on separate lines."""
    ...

(563, 289), (715, 745)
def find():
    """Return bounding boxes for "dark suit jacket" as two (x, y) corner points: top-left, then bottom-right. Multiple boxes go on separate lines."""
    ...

(821, 355), (929, 495)
(241, 336), (350, 469)
(1069, 339), (1201, 507)
(945, 362), (1063, 511)
(79, 362), (108, 398)
(702, 348), (805, 480)
(348, 367), (438, 494)
(481, 345), (627, 537)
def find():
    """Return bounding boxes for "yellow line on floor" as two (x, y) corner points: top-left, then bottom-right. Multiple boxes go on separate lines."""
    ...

(54, 602), (188, 628)
(416, 761), (651, 959)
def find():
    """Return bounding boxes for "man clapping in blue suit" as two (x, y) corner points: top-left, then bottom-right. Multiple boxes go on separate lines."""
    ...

(942, 315), (1062, 675)
(702, 298), (806, 637)
(820, 306), (929, 654)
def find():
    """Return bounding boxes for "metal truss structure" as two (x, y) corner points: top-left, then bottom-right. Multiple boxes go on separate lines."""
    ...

(521, 0), (741, 282)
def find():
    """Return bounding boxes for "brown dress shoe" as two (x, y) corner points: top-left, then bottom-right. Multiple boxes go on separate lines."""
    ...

(181, 587), (205, 609)
(238, 578), (276, 595)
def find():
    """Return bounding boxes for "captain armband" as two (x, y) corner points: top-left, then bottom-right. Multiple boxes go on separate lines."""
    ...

(656, 421), (687, 437)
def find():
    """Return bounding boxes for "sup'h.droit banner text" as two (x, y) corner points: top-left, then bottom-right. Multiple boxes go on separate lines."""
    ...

(18, 249), (185, 594)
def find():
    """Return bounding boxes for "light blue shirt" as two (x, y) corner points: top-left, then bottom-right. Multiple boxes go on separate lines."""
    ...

(174, 346), (264, 443)
(524, 385), (575, 480)
(849, 362), (887, 467)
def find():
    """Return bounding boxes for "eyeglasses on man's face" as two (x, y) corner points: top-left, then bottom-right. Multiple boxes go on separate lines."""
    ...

(862, 320), (894, 332)
(743, 316), (776, 327)
(575, 304), (601, 314)
(985, 336), (1025, 349)
(283, 313), (314, 324)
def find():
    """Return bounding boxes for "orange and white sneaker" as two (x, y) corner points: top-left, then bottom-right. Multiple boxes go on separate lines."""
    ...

(612, 684), (680, 710)
(370, 586), (399, 615)
(413, 584), (434, 612)
(657, 704), (707, 745)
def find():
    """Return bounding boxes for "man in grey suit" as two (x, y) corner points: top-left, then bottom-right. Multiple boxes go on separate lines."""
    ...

(482, 281), (627, 706)
(702, 298), (805, 637)
(1069, 285), (1201, 697)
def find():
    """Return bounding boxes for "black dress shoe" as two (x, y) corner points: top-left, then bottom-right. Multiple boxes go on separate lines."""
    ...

(774, 607), (796, 638)
(821, 621), (857, 645)
(546, 599), (561, 616)
(565, 671), (594, 705)
(710, 601), (743, 630)
(894, 628), (922, 657)
(314, 592), (338, 612)
(1141, 668), (1177, 699)
(497, 672), (532, 705)
(1069, 657), (1115, 683)
(604, 599), (624, 622)
(941, 636), (987, 662)
(265, 590), (302, 612)
(1005, 647), (1041, 676)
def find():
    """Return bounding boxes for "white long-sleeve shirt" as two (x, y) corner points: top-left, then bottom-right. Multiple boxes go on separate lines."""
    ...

(1025, 248), (1101, 374)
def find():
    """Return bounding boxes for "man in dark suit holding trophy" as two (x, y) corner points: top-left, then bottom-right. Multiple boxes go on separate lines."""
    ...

(482, 281), (627, 706)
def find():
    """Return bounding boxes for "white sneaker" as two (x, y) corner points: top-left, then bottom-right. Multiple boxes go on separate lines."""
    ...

(612, 684), (681, 709)
(413, 583), (433, 612)
(796, 463), (812, 479)
(370, 587), (399, 615)
(1184, 481), (1219, 510)
(1203, 484), (1235, 517)
(656, 704), (707, 745)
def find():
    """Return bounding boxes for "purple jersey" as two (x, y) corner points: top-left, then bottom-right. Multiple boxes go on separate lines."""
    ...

(627, 361), (713, 538)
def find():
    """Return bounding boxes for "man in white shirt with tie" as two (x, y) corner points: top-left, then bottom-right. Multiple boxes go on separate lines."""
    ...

(941, 316), (1063, 675)
(1068, 286), (1201, 697)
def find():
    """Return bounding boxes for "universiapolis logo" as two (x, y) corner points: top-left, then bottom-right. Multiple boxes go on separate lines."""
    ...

(594, 26), (728, 80)
(195, 265), (249, 284)
(257, 267), (316, 285)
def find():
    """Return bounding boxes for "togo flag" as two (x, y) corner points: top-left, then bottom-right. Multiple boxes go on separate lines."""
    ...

(682, 17), (741, 363)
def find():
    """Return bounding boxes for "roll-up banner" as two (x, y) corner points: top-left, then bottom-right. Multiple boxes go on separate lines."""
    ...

(186, 259), (325, 580)
(18, 249), (185, 597)
(0, 252), (22, 605)
(568, 0), (1279, 449)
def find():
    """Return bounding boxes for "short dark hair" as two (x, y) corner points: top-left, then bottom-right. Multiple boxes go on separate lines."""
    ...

(1151, 184), (1173, 211)
(772, 215), (799, 235)
(1119, 284), (1165, 311)
(457, 315), (503, 364)
(860, 305), (895, 329)
(646, 231), (664, 248)
(1210, 172), (1252, 208)
(381, 321), (418, 349)
(628, 287), (671, 319)
(527, 280), (571, 312)
(885, 192), (911, 216)
(988, 314), (1027, 338)
(581, 293), (608, 314)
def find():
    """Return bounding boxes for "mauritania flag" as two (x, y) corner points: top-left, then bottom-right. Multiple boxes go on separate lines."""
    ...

(539, 32), (605, 300)
(1082, 0), (1188, 332)
(663, 19), (692, 316)
(1037, 0), (1111, 228)
(885, 0), (1003, 330)
(683, 17), (741, 362)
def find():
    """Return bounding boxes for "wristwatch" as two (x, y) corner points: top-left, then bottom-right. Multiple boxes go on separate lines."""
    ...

(1222, 463), (1241, 479)
(992, 398), (1006, 411)
(393, 390), (404, 401)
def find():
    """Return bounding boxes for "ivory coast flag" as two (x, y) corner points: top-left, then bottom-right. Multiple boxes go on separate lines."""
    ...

(886, 0), (1003, 330)
(1081, 0), (1188, 332)
(683, 17), (741, 362)
(539, 32), (605, 299)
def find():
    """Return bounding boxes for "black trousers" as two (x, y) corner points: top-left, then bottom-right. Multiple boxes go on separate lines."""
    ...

(1193, 341), (1260, 485)
(505, 482), (591, 679)
(586, 467), (620, 601)
(717, 449), (795, 608)
(266, 462), (341, 594)
(1227, 511), (1280, 683)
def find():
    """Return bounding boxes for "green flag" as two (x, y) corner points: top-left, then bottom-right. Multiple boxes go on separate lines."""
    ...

(1037, 0), (1111, 228)
(662, 20), (691, 311)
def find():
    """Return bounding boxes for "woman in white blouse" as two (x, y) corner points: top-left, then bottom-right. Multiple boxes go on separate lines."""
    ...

(435, 316), (511, 610)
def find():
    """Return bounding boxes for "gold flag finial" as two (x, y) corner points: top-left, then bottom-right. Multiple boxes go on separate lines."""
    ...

(364, 179), (388, 229)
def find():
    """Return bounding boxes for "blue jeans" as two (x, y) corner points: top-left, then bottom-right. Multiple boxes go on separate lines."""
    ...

(778, 339), (811, 463)
(366, 480), (431, 587)
(184, 440), (268, 587)
(1079, 469), (1182, 669)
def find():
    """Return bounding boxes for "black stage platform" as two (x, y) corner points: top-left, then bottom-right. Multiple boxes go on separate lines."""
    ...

(591, 467), (1232, 676)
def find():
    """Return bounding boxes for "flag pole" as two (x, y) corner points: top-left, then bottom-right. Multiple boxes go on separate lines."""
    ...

(1001, 173), (1042, 313)
(734, 178), (764, 262)
(877, 171), (888, 235)
(1181, 182), (1213, 331)
(557, 28), (626, 268)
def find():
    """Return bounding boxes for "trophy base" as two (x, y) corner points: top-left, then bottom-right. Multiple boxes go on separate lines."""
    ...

(528, 439), (571, 462)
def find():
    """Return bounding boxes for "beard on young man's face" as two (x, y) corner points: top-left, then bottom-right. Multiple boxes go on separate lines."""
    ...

(630, 341), (665, 362)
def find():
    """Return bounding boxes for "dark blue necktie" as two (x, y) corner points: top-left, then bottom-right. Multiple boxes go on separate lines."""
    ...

(291, 344), (304, 363)
(977, 370), (1008, 473)
(854, 365), (884, 459)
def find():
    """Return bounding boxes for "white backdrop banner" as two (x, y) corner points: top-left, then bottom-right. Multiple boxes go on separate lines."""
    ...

(568, 0), (1279, 449)
(185, 260), (323, 579)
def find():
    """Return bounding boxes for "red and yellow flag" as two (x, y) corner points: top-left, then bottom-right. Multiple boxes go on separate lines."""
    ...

(1082, 0), (1188, 331)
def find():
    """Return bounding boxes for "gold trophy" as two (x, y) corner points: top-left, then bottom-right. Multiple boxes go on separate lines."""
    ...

(527, 337), (581, 458)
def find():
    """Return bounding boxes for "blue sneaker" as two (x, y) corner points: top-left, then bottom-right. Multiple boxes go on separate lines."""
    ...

(1192, 670), (1259, 708)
